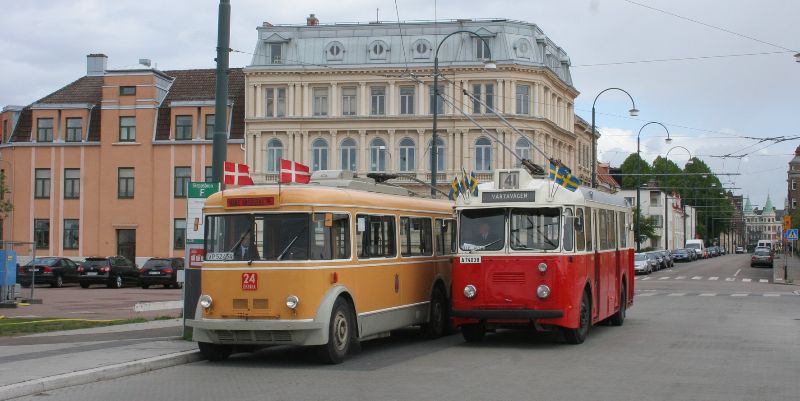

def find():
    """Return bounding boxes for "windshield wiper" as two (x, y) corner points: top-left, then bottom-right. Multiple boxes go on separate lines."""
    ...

(277, 235), (299, 261)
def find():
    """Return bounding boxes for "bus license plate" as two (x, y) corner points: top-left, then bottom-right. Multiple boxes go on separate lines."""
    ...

(460, 256), (481, 264)
(241, 272), (258, 291)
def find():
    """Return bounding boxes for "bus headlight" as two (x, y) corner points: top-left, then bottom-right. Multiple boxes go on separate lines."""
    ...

(199, 294), (213, 309)
(286, 295), (300, 309)
(463, 285), (477, 299)
(538, 262), (548, 273)
(536, 285), (551, 299)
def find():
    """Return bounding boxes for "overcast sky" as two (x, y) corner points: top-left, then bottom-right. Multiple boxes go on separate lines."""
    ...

(2, 0), (798, 208)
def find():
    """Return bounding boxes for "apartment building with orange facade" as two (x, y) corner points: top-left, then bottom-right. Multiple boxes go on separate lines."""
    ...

(0, 54), (245, 264)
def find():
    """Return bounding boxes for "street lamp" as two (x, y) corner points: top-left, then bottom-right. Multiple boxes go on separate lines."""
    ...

(664, 145), (692, 250)
(635, 122), (671, 252)
(591, 88), (639, 188)
(431, 30), (496, 197)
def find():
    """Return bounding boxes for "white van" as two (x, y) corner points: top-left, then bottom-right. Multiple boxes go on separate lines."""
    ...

(685, 239), (705, 258)
(756, 240), (774, 250)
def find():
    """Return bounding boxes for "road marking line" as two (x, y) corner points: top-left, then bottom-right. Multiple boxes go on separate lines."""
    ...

(759, 279), (769, 283)
(725, 277), (735, 282)
(734, 269), (741, 276)
(641, 277), (652, 281)
(675, 276), (687, 279)
(742, 278), (752, 283)
(698, 293), (717, 297)
(635, 277), (641, 280)
(659, 276), (671, 280)
(731, 293), (749, 297)
(763, 293), (781, 297)
(637, 292), (656, 296)
(709, 276), (719, 280)
(667, 293), (686, 296)
(692, 276), (703, 280)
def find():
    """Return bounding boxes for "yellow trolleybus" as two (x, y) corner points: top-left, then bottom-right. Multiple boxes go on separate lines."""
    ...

(187, 171), (455, 363)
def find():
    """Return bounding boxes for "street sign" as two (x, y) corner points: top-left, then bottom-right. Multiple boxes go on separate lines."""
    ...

(786, 229), (798, 241)
(784, 215), (792, 231)
(186, 182), (220, 245)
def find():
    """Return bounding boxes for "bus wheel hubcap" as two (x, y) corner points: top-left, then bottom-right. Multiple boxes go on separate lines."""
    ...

(333, 311), (348, 351)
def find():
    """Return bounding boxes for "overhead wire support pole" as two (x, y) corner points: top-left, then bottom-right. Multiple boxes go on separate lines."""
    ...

(592, 88), (639, 188)
(212, 0), (230, 186)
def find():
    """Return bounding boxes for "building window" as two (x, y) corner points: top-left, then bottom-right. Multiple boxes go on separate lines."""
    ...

(793, 180), (797, 190)
(63, 219), (79, 250)
(312, 88), (329, 116)
(341, 87), (357, 116)
(370, 138), (387, 172)
(429, 85), (444, 114)
(428, 137), (445, 172)
(399, 138), (416, 172)
(204, 114), (215, 139)
(120, 86), (136, 96)
(119, 116), (136, 142)
(515, 137), (531, 166)
(265, 87), (287, 117)
(266, 139), (283, 173)
(793, 199), (797, 209)
(175, 115), (193, 140)
(340, 138), (357, 171)
(118, 168), (134, 198)
(650, 191), (660, 206)
(174, 219), (186, 250)
(370, 87), (386, 115)
(312, 138), (328, 171)
(624, 197), (635, 206)
(205, 166), (213, 183)
(64, 169), (80, 199)
(369, 41), (389, 60)
(653, 215), (663, 228)
(472, 83), (495, 114)
(399, 86), (415, 115)
(37, 118), (53, 142)
(34, 219), (49, 249)
(270, 43), (283, 64)
(174, 167), (191, 198)
(516, 85), (530, 115)
(326, 41), (344, 61)
(475, 137), (492, 171)
(34, 169), (51, 199)
(476, 39), (490, 59)
(66, 118), (82, 142)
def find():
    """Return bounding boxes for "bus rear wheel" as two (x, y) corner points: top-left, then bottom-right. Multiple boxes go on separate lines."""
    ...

(198, 342), (233, 361)
(317, 297), (354, 364)
(609, 283), (626, 327)
(563, 290), (590, 344)
(461, 323), (486, 343)
(421, 287), (447, 339)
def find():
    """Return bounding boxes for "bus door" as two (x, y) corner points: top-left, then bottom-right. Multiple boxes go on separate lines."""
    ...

(592, 208), (600, 320)
(356, 214), (400, 315)
(399, 216), (434, 307)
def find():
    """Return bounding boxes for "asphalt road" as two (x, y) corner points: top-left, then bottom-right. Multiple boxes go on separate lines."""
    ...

(14, 254), (800, 401)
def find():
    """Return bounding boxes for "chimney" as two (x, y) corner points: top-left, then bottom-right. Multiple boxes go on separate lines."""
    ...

(86, 53), (108, 76)
(306, 13), (319, 26)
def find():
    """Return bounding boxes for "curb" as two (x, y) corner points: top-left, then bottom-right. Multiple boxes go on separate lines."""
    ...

(0, 350), (203, 400)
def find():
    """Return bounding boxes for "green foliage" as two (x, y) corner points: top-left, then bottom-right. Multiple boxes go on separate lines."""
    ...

(0, 171), (11, 220)
(634, 207), (658, 245)
(619, 153), (651, 189)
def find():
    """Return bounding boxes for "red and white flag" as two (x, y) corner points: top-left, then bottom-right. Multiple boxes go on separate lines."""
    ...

(280, 159), (311, 184)
(223, 161), (254, 186)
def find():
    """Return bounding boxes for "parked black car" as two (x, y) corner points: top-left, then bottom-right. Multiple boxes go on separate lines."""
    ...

(672, 248), (691, 262)
(78, 256), (138, 289)
(139, 257), (184, 289)
(17, 257), (80, 288)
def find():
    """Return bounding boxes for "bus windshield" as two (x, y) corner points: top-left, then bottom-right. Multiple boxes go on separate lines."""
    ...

(205, 213), (350, 261)
(459, 208), (505, 251)
(509, 208), (560, 251)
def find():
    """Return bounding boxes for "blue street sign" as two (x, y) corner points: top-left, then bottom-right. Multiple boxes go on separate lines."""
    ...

(786, 229), (798, 240)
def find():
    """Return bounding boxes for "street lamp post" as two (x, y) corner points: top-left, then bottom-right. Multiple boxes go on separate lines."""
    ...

(664, 145), (693, 250)
(635, 122), (671, 252)
(431, 30), (495, 197)
(591, 88), (639, 188)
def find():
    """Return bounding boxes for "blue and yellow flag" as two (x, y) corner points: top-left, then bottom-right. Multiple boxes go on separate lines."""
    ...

(469, 171), (479, 196)
(564, 173), (581, 192)
(555, 166), (568, 186)
(548, 161), (558, 180)
(448, 176), (460, 200)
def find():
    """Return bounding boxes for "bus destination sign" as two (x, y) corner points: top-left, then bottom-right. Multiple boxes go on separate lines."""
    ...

(227, 196), (275, 208)
(482, 191), (535, 203)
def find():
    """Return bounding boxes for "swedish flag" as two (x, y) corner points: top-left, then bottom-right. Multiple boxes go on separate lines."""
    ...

(548, 161), (558, 180)
(448, 176), (460, 200)
(469, 171), (479, 196)
(564, 173), (581, 192)
(461, 169), (470, 196)
(555, 166), (568, 186)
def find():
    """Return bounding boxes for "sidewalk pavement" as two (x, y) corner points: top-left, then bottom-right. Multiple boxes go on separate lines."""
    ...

(0, 319), (202, 400)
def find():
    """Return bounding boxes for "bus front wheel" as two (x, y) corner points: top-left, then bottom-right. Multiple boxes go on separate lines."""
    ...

(461, 323), (486, 342)
(421, 287), (447, 339)
(317, 297), (354, 364)
(563, 291), (590, 344)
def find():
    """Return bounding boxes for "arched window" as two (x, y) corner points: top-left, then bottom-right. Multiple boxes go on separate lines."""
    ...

(311, 138), (328, 171)
(515, 137), (532, 166)
(427, 137), (445, 172)
(370, 138), (387, 172)
(266, 138), (283, 173)
(399, 137), (416, 172)
(475, 137), (492, 171)
(340, 138), (357, 171)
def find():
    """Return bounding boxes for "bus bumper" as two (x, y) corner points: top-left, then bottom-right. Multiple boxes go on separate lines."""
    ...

(451, 309), (563, 320)
(187, 318), (327, 346)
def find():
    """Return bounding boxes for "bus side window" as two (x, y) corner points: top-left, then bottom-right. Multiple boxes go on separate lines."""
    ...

(563, 207), (574, 252)
(358, 214), (397, 258)
(608, 210), (617, 250)
(585, 207), (593, 251)
(575, 208), (585, 251)
(618, 211), (627, 248)
(401, 217), (432, 256)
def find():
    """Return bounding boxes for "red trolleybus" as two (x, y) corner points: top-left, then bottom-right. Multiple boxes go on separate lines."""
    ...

(451, 168), (634, 344)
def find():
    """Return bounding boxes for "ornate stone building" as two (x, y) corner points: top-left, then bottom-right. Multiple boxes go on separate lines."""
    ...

(243, 17), (591, 191)
(744, 195), (782, 246)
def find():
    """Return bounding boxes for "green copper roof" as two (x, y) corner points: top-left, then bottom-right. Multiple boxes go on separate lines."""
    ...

(744, 196), (753, 214)
(764, 194), (774, 214)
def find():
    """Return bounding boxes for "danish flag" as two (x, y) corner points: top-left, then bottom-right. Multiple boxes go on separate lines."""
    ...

(280, 159), (311, 184)
(223, 161), (254, 186)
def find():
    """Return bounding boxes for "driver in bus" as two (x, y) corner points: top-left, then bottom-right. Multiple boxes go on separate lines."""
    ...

(476, 221), (500, 245)
(232, 230), (260, 261)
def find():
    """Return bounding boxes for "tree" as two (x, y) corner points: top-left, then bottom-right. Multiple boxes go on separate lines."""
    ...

(619, 153), (651, 190)
(0, 171), (11, 221)
(634, 207), (658, 247)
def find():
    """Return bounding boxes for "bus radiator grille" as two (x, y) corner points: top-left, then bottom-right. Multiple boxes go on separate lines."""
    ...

(253, 299), (269, 309)
(491, 272), (526, 284)
(233, 299), (249, 310)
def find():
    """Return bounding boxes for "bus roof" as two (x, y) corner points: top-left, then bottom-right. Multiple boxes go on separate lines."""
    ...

(204, 184), (454, 215)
